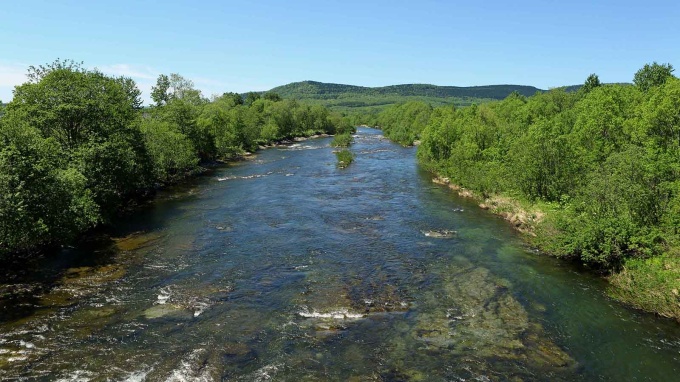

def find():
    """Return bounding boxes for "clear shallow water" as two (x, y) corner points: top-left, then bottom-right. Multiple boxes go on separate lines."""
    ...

(1, 127), (679, 381)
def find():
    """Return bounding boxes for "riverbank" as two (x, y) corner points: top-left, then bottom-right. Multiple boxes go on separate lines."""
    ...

(430, 175), (680, 322)
(0, 132), (337, 262)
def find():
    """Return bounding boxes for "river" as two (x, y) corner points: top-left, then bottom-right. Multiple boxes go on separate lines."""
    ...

(1, 127), (679, 381)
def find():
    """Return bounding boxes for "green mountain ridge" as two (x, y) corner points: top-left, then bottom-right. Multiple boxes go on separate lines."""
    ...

(262, 80), (545, 113)
(270, 80), (544, 99)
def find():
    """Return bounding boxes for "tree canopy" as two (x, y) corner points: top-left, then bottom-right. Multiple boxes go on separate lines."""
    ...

(634, 62), (675, 92)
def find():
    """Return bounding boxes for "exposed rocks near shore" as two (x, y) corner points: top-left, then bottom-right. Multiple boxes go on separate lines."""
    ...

(432, 177), (544, 236)
(258, 134), (331, 150)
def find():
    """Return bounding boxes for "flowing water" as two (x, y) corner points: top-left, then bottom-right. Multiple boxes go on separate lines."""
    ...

(1, 128), (679, 381)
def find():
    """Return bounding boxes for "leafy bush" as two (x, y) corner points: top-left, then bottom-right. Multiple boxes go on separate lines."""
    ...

(331, 132), (353, 147)
(335, 149), (354, 168)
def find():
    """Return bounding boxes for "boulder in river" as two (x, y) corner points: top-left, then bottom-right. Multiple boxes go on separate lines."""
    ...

(143, 304), (193, 320)
(421, 229), (457, 239)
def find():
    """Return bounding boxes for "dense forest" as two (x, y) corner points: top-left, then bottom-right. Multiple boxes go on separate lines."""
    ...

(375, 63), (680, 319)
(267, 80), (543, 115)
(0, 61), (352, 257)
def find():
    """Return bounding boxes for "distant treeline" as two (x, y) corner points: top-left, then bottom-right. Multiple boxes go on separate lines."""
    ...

(270, 81), (542, 99)
(265, 80), (543, 115)
(0, 60), (352, 256)
(374, 63), (680, 317)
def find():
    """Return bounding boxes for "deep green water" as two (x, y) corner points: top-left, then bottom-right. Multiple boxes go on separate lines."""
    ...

(1, 128), (679, 381)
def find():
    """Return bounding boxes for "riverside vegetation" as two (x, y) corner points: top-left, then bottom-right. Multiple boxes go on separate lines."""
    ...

(371, 63), (680, 320)
(331, 131), (355, 168)
(0, 60), (353, 257)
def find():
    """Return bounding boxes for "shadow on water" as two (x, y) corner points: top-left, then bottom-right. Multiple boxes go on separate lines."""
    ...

(0, 235), (119, 324)
(0, 170), (214, 325)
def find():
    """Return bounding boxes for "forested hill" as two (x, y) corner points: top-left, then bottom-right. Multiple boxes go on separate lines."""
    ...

(265, 81), (543, 113)
(270, 81), (542, 99)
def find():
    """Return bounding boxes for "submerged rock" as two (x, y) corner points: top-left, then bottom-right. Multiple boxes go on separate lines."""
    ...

(143, 304), (192, 320)
(114, 231), (162, 251)
(61, 264), (126, 286)
(413, 257), (575, 372)
(421, 230), (456, 239)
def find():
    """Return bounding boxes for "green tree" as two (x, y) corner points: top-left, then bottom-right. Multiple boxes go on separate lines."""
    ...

(638, 77), (680, 150)
(570, 84), (638, 165)
(634, 62), (675, 92)
(151, 74), (170, 106)
(245, 92), (261, 106)
(581, 73), (602, 94)
(263, 92), (282, 102)
(139, 119), (199, 182)
(156, 98), (214, 160)
(0, 121), (98, 254)
(269, 100), (296, 138)
(222, 92), (244, 106)
(7, 67), (143, 150)
(4, 63), (152, 220)
(150, 73), (213, 159)
(26, 58), (84, 83)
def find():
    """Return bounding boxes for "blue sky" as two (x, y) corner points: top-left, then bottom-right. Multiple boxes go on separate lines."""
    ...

(1, 0), (678, 103)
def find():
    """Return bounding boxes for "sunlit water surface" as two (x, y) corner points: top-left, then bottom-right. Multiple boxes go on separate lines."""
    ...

(1, 128), (679, 381)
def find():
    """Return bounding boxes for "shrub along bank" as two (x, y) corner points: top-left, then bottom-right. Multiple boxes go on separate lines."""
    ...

(375, 63), (680, 321)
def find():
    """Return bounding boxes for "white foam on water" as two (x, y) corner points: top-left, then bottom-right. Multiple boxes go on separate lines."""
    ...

(358, 149), (393, 154)
(285, 144), (319, 151)
(157, 286), (172, 305)
(192, 301), (210, 317)
(298, 309), (365, 320)
(165, 348), (214, 382)
(281, 320), (299, 328)
(55, 370), (95, 382)
(124, 368), (152, 382)
(145, 264), (170, 269)
(217, 172), (274, 182)
(19, 340), (35, 349)
(240, 363), (282, 382)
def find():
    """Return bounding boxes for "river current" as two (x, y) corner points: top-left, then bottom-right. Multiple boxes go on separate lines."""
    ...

(1, 128), (679, 381)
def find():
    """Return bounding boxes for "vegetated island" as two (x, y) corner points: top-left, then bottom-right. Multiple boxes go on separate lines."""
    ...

(366, 63), (680, 322)
(0, 60), (354, 258)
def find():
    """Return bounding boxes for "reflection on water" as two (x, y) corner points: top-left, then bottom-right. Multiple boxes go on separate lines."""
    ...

(1, 128), (679, 381)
